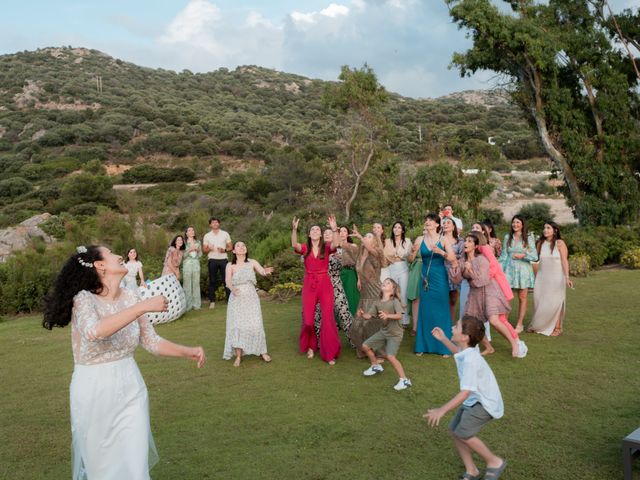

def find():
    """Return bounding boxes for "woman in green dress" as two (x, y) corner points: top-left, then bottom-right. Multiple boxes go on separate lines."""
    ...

(338, 226), (360, 316)
(406, 226), (425, 336)
(182, 226), (203, 310)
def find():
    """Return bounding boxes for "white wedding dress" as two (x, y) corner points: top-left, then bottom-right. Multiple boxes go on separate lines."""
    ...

(70, 289), (162, 480)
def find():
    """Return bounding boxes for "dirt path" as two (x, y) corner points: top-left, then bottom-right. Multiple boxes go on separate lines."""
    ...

(485, 197), (576, 224)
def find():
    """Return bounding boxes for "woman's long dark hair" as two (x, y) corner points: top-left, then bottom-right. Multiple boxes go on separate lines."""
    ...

(231, 241), (250, 265)
(43, 246), (104, 330)
(536, 221), (561, 255)
(481, 220), (498, 239)
(305, 226), (325, 259)
(424, 213), (442, 234)
(185, 225), (198, 241)
(373, 223), (386, 246)
(442, 217), (458, 240)
(170, 235), (186, 250)
(507, 215), (529, 248)
(339, 225), (353, 244)
(125, 247), (139, 263)
(391, 221), (406, 248)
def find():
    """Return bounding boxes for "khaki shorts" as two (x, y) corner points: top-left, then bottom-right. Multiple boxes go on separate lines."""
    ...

(363, 331), (402, 357)
(448, 403), (493, 439)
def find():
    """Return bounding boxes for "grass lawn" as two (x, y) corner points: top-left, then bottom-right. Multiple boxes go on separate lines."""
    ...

(1, 269), (639, 479)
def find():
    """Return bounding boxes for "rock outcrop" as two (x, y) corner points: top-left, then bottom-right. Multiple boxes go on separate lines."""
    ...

(0, 213), (55, 261)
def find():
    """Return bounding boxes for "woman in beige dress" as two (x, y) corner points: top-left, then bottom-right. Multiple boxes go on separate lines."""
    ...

(343, 227), (385, 357)
(529, 222), (573, 336)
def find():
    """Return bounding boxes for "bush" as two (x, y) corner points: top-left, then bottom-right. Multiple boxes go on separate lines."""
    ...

(564, 226), (640, 268)
(568, 253), (590, 277)
(0, 177), (33, 199)
(0, 243), (70, 314)
(479, 208), (504, 226)
(621, 247), (640, 269)
(517, 202), (553, 234)
(121, 165), (196, 184)
(268, 282), (302, 302)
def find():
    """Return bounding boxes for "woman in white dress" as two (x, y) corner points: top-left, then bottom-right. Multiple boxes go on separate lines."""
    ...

(43, 245), (206, 480)
(383, 221), (412, 326)
(122, 248), (145, 291)
(530, 222), (573, 336)
(223, 241), (273, 367)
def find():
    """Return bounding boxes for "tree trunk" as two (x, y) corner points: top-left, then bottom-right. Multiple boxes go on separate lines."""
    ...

(520, 63), (584, 221)
(344, 141), (375, 222)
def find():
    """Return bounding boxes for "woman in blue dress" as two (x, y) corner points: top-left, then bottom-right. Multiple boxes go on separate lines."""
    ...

(409, 213), (455, 357)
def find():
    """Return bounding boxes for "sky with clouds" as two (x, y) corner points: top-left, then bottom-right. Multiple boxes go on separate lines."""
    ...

(1, 0), (637, 98)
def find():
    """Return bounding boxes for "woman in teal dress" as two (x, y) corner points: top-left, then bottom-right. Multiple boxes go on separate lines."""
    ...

(499, 215), (538, 333)
(413, 214), (455, 356)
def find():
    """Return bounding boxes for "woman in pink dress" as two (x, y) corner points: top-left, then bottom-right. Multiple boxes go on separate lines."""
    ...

(450, 233), (527, 358)
(291, 216), (341, 365)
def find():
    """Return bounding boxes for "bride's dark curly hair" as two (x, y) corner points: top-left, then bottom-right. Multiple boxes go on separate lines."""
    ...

(42, 245), (104, 330)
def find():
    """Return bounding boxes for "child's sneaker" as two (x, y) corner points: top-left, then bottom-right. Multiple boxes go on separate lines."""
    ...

(393, 378), (412, 391)
(517, 340), (528, 358)
(363, 364), (384, 376)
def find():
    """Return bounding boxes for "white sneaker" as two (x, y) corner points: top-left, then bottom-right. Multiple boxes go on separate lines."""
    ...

(209, 302), (215, 309)
(517, 340), (528, 358)
(363, 364), (384, 376)
(393, 378), (412, 391)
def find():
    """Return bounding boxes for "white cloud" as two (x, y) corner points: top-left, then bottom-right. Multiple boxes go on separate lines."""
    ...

(149, 0), (489, 97)
(320, 3), (350, 18)
(246, 11), (274, 29)
(291, 3), (349, 27)
(159, 0), (221, 45)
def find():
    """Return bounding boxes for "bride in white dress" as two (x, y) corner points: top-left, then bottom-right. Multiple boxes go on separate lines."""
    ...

(43, 245), (206, 480)
(223, 241), (273, 367)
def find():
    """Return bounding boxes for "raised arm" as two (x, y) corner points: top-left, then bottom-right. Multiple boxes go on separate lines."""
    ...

(291, 216), (302, 251)
(328, 215), (339, 250)
(251, 259), (274, 277)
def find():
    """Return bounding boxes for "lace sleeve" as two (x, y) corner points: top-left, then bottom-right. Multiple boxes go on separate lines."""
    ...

(72, 291), (101, 341)
(124, 289), (163, 354)
(138, 316), (163, 355)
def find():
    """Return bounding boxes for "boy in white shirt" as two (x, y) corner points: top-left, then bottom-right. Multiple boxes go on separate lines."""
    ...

(425, 315), (507, 480)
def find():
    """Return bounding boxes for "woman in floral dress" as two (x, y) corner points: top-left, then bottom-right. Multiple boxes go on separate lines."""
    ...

(223, 241), (273, 367)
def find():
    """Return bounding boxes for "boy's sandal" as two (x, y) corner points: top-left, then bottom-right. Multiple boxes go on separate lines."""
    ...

(459, 472), (482, 480)
(483, 460), (507, 479)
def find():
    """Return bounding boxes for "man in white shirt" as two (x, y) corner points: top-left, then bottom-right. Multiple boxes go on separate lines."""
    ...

(440, 203), (463, 232)
(202, 217), (232, 308)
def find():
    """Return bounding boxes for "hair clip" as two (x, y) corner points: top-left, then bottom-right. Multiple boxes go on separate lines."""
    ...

(76, 246), (88, 254)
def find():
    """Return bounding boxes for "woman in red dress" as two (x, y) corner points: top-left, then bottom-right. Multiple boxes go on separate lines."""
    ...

(292, 216), (341, 365)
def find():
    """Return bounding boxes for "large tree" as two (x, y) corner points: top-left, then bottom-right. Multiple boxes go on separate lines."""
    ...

(446, 0), (640, 225)
(323, 64), (389, 222)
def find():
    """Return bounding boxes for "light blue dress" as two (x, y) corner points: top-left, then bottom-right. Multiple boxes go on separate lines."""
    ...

(498, 233), (538, 289)
(415, 240), (452, 355)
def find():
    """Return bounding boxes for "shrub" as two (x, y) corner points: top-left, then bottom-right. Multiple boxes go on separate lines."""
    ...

(268, 282), (302, 302)
(122, 165), (196, 184)
(564, 226), (640, 268)
(480, 208), (504, 226)
(0, 177), (33, 199)
(568, 253), (590, 277)
(517, 202), (553, 234)
(621, 247), (640, 269)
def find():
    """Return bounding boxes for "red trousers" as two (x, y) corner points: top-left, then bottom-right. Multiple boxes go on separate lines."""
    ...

(300, 272), (341, 362)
